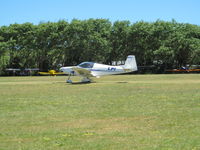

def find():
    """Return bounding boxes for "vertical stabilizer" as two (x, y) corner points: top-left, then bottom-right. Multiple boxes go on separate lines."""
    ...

(123, 55), (137, 71)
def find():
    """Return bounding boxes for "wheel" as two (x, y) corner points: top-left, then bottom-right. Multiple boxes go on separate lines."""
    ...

(66, 80), (72, 83)
(81, 78), (91, 83)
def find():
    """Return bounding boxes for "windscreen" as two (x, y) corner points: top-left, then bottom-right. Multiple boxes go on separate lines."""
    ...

(78, 62), (94, 68)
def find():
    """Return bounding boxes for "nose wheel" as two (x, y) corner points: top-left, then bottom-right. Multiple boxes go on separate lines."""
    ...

(66, 79), (72, 83)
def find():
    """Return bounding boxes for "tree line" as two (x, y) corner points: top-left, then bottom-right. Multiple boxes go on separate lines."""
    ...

(0, 19), (200, 75)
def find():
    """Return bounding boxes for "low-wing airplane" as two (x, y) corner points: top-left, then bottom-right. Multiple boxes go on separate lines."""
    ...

(38, 70), (64, 76)
(60, 55), (137, 83)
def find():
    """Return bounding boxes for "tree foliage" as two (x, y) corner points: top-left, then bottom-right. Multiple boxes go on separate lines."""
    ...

(0, 19), (200, 74)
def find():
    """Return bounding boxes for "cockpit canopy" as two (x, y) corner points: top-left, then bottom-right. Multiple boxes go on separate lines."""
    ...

(78, 62), (94, 68)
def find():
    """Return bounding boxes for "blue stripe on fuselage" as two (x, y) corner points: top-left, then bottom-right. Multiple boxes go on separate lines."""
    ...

(89, 69), (123, 72)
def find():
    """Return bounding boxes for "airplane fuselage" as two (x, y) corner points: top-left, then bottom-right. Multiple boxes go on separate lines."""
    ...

(60, 63), (126, 77)
(89, 63), (125, 76)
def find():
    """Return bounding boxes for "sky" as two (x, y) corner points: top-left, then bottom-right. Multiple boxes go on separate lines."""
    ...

(0, 0), (200, 26)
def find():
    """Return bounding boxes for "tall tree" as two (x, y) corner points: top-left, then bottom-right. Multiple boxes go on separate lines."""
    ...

(109, 20), (130, 64)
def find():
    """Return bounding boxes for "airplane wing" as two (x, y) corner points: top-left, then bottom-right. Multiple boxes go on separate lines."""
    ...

(38, 72), (64, 75)
(53, 72), (64, 75)
(72, 67), (93, 77)
(38, 72), (51, 75)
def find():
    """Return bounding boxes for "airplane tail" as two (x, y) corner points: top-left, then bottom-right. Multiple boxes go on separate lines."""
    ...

(122, 55), (137, 72)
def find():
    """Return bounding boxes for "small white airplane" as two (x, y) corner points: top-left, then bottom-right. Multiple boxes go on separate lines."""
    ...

(60, 55), (137, 83)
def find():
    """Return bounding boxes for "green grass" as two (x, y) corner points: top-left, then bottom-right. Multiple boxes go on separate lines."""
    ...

(0, 74), (200, 150)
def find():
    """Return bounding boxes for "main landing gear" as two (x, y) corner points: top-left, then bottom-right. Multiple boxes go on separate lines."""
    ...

(81, 77), (91, 83)
(66, 73), (72, 83)
(66, 74), (91, 84)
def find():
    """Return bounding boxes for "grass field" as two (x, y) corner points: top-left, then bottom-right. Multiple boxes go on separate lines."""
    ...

(0, 74), (200, 150)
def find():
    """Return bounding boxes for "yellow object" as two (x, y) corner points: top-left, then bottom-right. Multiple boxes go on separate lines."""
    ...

(38, 70), (64, 76)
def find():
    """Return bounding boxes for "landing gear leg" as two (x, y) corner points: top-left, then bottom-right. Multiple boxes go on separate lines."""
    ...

(66, 73), (72, 83)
